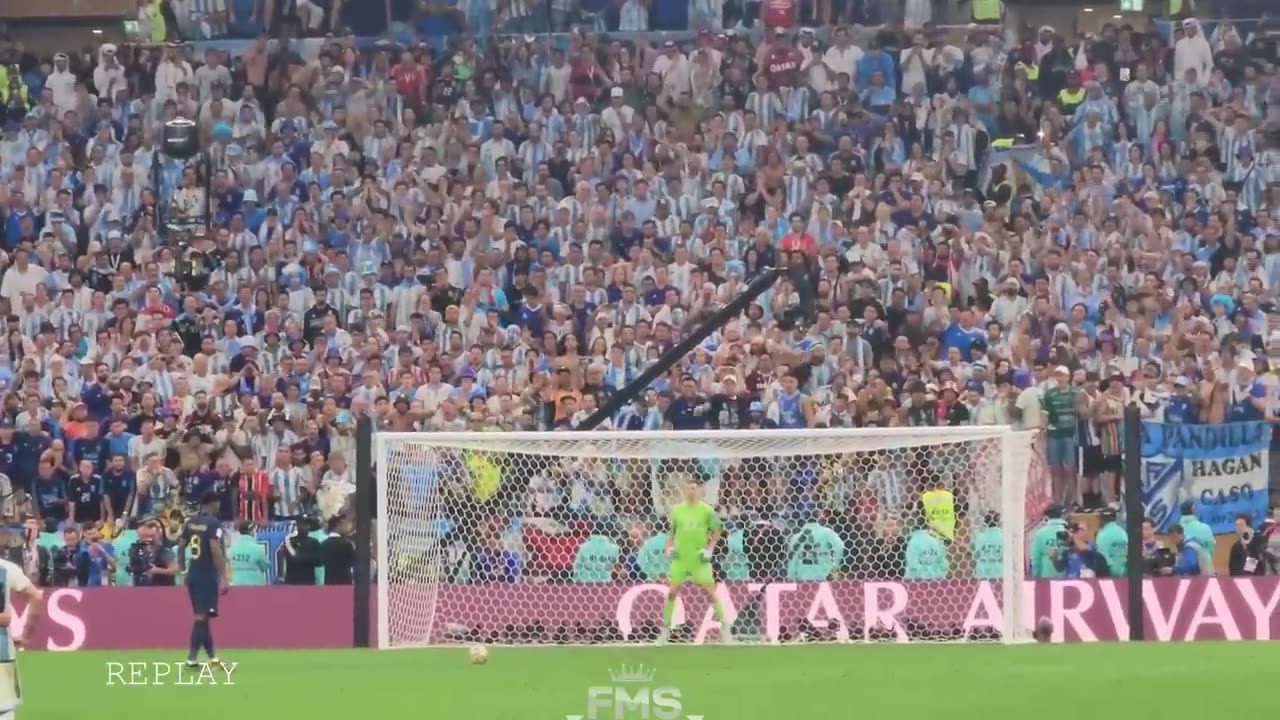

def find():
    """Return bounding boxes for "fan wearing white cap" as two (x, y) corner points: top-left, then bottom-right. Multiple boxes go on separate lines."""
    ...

(600, 86), (634, 142)
(1163, 377), (1197, 423)
(1227, 360), (1272, 423)
(990, 276), (1028, 327)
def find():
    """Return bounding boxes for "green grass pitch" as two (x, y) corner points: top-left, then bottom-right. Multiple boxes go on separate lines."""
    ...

(19, 642), (1276, 719)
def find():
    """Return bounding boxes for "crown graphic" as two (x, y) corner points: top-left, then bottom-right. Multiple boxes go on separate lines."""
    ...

(608, 664), (656, 683)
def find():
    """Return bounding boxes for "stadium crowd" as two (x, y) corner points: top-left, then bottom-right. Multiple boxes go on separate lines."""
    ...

(0, 0), (1274, 589)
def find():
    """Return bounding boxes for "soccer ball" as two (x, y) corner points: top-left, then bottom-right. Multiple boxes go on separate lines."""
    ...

(1033, 617), (1055, 643)
(468, 644), (489, 665)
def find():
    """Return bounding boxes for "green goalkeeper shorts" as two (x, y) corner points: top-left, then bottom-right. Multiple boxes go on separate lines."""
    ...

(669, 558), (714, 586)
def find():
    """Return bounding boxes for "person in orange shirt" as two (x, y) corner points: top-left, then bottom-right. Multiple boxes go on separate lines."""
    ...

(547, 367), (582, 424)
(61, 402), (91, 441)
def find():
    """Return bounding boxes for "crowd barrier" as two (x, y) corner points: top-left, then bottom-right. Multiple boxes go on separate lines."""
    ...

(178, 16), (1279, 58)
(176, 24), (980, 61)
(6, 578), (1279, 649)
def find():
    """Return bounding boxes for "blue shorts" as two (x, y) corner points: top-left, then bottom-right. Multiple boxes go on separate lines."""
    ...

(1047, 435), (1078, 467)
(188, 578), (220, 618)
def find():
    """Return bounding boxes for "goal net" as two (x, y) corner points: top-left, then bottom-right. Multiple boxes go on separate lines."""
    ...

(375, 427), (1038, 647)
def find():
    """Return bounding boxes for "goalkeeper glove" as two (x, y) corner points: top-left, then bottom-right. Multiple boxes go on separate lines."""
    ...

(701, 548), (713, 561)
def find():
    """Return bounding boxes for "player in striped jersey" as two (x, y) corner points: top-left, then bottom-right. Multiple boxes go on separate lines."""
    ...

(0, 557), (43, 718)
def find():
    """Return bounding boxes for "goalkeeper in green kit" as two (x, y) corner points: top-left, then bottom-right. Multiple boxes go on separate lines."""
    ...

(660, 479), (733, 644)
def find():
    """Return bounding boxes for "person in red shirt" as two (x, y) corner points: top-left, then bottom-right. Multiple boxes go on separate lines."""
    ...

(569, 46), (604, 105)
(760, 27), (803, 89)
(235, 455), (271, 526)
(143, 286), (175, 320)
(390, 50), (427, 114)
(780, 213), (816, 257)
(760, 0), (797, 29)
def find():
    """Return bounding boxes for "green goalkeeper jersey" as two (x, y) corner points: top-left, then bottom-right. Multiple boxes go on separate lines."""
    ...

(670, 501), (721, 563)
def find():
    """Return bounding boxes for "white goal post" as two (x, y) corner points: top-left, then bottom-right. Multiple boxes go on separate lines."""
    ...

(375, 427), (1040, 647)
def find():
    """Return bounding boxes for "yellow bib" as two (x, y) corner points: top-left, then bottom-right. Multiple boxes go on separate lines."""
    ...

(148, 3), (167, 43)
(921, 489), (957, 541)
(467, 453), (501, 503)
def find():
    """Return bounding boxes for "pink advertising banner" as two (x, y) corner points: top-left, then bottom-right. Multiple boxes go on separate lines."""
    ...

(430, 578), (1280, 644)
(7, 578), (1280, 650)
(9, 585), (356, 651)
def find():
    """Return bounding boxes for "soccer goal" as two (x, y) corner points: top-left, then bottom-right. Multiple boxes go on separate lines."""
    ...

(375, 427), (1040, 647)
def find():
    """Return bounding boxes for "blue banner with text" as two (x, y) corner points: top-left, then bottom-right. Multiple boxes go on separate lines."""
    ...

(1140, 422), (1271, 534)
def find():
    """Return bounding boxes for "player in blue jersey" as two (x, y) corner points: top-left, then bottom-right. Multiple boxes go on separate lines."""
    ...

(177, 491), (230, 667)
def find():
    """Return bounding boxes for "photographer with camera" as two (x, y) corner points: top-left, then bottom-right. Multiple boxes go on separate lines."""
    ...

(128, 517), (178, 586)
(1228, 514), (1266, 577)
(1138, 517), (1175, 575)
(1029, 506), (1069, 578)
(1050, 521), (1110, 578)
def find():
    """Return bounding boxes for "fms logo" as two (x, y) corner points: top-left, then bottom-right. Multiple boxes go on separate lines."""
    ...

(566, 665), (703, 720)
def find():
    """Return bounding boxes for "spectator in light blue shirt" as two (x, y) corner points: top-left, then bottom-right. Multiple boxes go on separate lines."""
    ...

(623, 180), (658, 225)
(103, 419), (133, 458)
(967, 68), (996, 130)
(1072, 81), (1119, 128)
(708, 135), (752, 173)
(856, 45), (896, 93)
(1166, 524), (1209, 577)
(862, 72), (897, 116)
